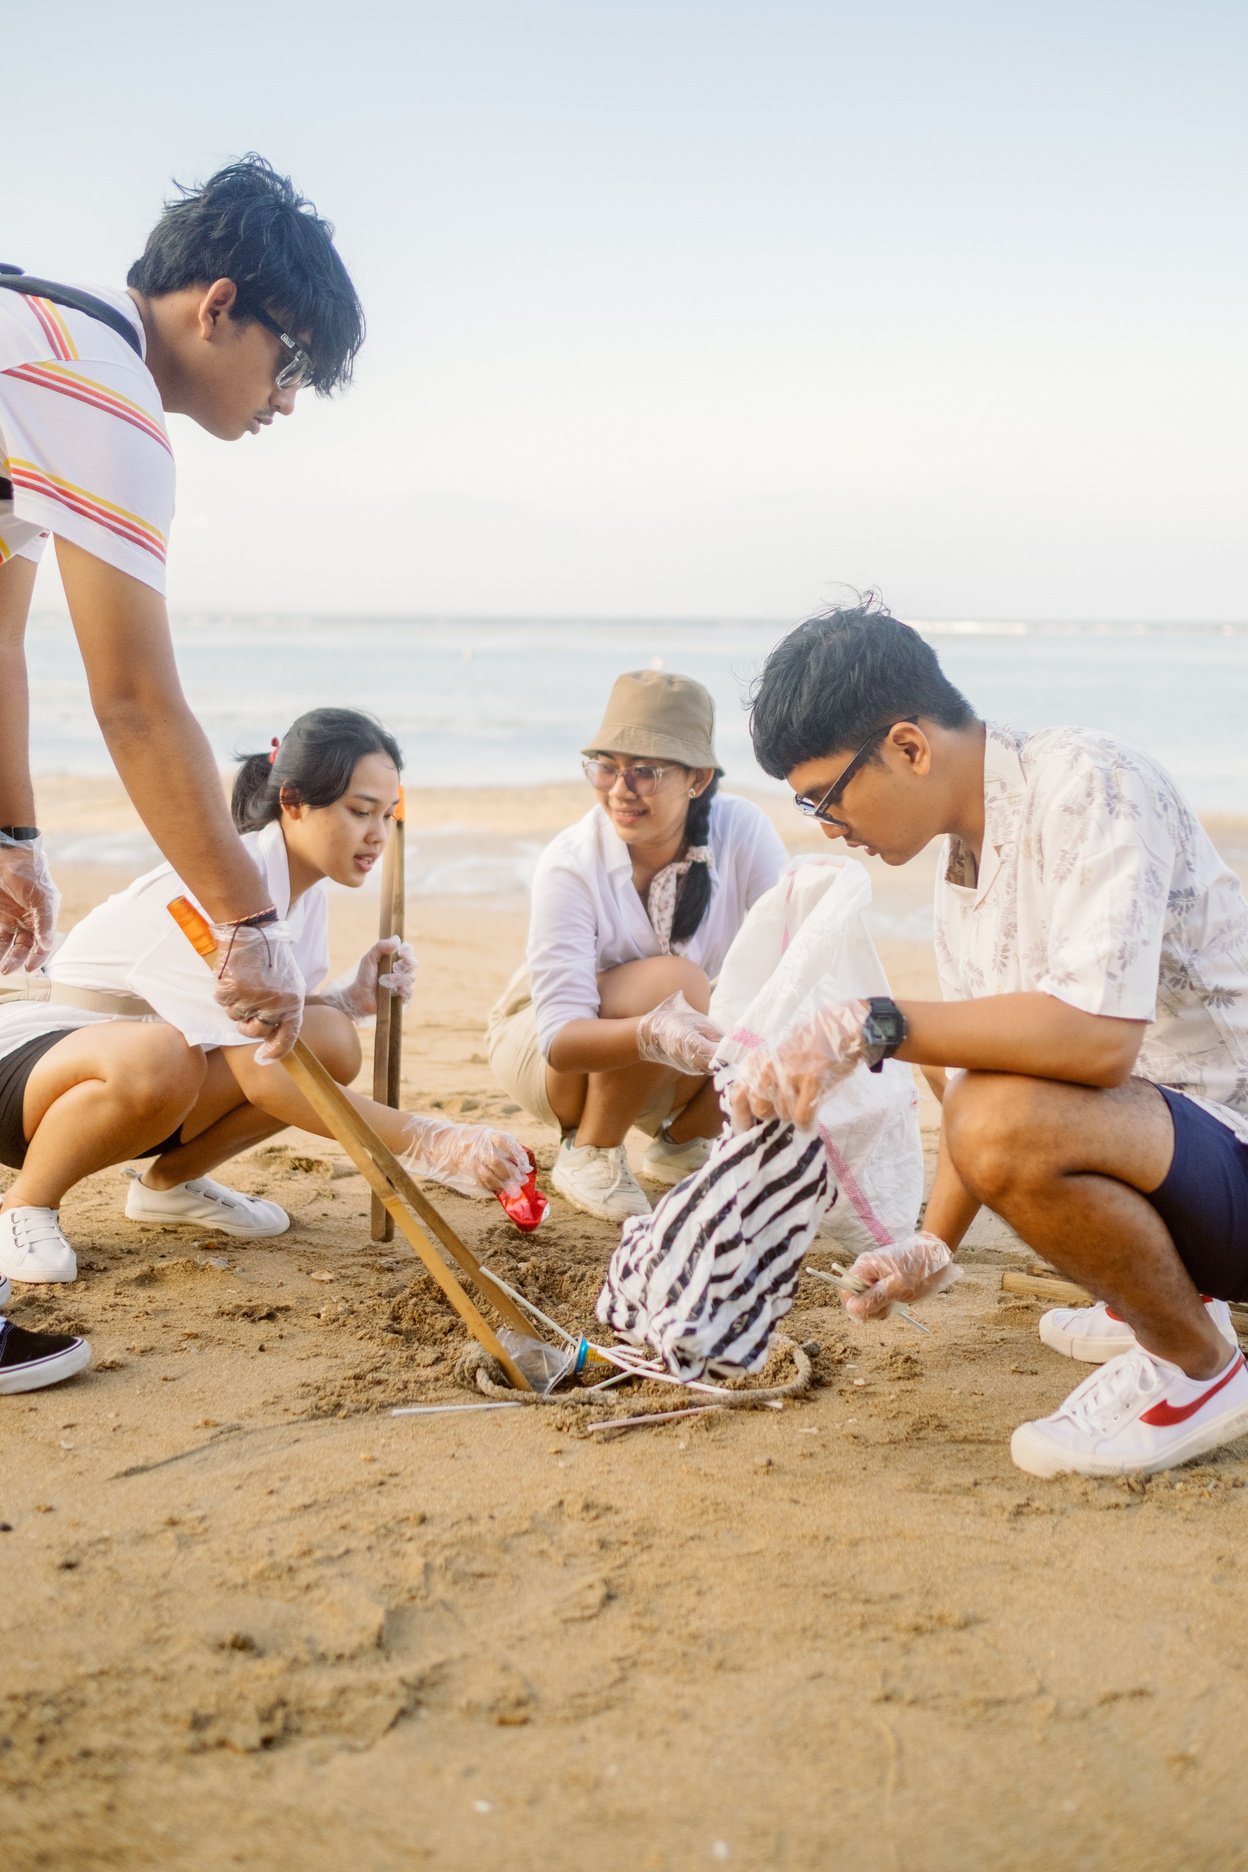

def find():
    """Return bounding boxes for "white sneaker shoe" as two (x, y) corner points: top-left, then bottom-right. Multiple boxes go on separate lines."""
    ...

(0, 1276), (10, 1307)
(640, 1124), (712, 1189)
(123, 1169), (289, 1238)
(0, 1206), (77, 1284)
(551, 1138), (652, 1223)
(1039, 1295), (1238, 1363)
(0, 1319), (92, 1394)
(1011, 1344), (1248, 1478)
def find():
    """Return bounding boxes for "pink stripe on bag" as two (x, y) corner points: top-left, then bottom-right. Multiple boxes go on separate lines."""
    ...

(819, 1122), (892, 1247)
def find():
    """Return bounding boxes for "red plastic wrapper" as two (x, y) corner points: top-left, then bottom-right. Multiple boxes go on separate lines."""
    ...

(496, 1148), (550, 1233)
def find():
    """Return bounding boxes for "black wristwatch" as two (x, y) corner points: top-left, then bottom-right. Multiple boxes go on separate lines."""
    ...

(0, 825), (39, 841)
(862, 996), (907, 1072)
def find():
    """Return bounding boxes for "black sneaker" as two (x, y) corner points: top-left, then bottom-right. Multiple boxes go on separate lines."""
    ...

(0, 1318), (92, 1395)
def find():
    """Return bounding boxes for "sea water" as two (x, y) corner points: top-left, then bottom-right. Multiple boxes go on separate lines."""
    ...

(25, 614), (1246, 889)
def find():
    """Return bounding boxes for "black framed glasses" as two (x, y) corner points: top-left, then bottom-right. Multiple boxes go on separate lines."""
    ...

(793, 723), (906, 826)
(582, 757), (671, 797)
(245, 303), (315, 391)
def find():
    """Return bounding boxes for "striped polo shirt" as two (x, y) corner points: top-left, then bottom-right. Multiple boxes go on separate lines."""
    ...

(0, 284), (173, 592)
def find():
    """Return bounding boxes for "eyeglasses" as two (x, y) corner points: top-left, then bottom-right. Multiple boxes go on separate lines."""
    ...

(245, 303), (316, 391)
(793, 723), (905, 827)
(582, 757), (672, 797)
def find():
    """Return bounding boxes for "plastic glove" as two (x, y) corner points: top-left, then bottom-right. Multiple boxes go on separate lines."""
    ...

(211, 919), (306, 1063)
(322, 936), (418, 1021)
(0, 833), (61, 974)
(727, 997), (871, 1133)
(636, 990), (722, 1077)
(398, 1113), (531, 1198)
(841, 1231), (959, 1322)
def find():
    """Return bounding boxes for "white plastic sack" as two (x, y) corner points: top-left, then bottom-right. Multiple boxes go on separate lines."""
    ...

(710, 856), (923, 1255)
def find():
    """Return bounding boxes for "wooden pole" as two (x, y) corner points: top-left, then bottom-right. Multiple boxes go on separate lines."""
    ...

(371, 789), (405, 1243)
(1001, 1269), (1248, 1334)
(168, 896), (534, 1391)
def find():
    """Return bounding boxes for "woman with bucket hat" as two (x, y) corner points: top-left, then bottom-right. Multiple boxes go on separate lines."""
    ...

(487, 670), (787, 1222)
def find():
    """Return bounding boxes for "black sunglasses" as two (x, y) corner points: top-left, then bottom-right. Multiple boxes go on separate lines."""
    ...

(793, 723), (907, 826)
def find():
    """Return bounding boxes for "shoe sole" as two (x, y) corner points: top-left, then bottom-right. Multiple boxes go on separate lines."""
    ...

(0, 1265), (77, 1285)
(550, 1170), (650, 1225)
(0, 1336), (92, 1395)
(1037, 1314), (1135, 1363)
(123, 1203), (290, 1239)
(1010, 1401), (1248, 1478)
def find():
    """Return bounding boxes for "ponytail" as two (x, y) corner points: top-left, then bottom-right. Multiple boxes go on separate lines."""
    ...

(231, 707), (403, 832)
(669, 774), (719, 948)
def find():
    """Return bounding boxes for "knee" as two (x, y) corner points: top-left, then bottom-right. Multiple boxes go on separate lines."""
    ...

(301, 1006), (362, 1085)
(599, 954), (710, 1018)
(121, 1032), (206, 1120)
(942, 1072), (1059, 1204)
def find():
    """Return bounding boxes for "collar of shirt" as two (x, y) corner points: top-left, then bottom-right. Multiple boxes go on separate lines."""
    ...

(943, 721), (1025, 905)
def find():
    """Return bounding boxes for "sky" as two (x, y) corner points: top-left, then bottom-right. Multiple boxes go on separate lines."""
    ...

(9, 0), (1247, 622)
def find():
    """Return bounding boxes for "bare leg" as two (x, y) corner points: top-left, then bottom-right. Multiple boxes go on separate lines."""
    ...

(546, 956), (715, 1148)
(943, 1071), (1228, 1378)
(140, 1006), (363, 1188)
(6, 1024), (206, 1210)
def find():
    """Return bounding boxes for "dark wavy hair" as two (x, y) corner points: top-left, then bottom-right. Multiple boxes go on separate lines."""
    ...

(232, 708), (402, 832)
(127, 154), (364, 394)
(749, 595), (977, 779)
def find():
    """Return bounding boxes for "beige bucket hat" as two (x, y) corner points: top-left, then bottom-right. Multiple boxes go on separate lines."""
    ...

(582, 669), (722, 772)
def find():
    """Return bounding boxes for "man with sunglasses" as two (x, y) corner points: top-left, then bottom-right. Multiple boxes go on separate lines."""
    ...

(0, 156), (363, 1075)
(741, 600), (1248, 1480)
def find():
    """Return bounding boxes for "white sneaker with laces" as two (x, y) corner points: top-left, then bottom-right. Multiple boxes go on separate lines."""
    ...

(1039, 1295), (1239, 1363)
(551, 1138), (652, 1223)
(123, 1169), (289, 1238)
(1011, 1344), (1248, 1478)
(640, 1124), (712, 1189)
(0, 1206), (77, 1283)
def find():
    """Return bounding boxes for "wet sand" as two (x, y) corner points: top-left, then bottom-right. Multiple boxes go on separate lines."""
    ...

(4, 781), (1248, 1871)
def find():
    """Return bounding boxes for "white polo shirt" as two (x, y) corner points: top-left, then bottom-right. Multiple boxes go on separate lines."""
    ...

(933, 722), (1248, 1142)
(0, 283), (173, 592)
(0, 822), (329, 1064)
(527, 793), (788, 1059)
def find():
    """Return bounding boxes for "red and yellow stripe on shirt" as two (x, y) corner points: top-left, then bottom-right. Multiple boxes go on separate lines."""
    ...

(4, 361), (171, 456)
(5, 459), (167, 565)
(23, 297), (80, 364)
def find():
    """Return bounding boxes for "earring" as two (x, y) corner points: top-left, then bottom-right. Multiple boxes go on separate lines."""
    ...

(688, 788), (697, 797)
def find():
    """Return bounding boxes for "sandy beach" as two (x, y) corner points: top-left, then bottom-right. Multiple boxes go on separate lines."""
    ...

(5, 778), (1248, 1872)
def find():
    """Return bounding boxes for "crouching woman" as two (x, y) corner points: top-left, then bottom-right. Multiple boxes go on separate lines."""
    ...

(0, 707), (528, 1288)
(488, 670), (787, 1222)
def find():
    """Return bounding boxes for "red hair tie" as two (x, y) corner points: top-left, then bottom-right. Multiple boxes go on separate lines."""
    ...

(268, 737), (281, 766)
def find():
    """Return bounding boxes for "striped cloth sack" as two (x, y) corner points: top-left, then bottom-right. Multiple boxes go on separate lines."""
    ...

(596, 1119), (834, 1380)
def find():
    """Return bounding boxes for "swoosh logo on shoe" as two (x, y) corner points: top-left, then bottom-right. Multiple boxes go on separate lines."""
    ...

(1141, 1352), (1246, 1426)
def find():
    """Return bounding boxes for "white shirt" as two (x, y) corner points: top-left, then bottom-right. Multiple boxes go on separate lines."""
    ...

(0, 822), (329, 1063)
(933, 723), (1248, 1141)
(0, 283), (173, 592)
(527, 793), (788, 1059)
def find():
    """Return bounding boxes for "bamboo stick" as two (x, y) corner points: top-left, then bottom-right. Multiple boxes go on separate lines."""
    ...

(167, 897), (534, 1389)
(371, 789), (406, 1242)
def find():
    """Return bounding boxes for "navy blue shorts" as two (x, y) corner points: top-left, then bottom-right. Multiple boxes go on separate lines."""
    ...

(1148, 1088), (1248, 1301)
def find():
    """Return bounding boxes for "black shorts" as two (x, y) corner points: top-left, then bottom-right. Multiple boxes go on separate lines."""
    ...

(0, 1029), (186, 1171)
(1148, 1088), (1248, 1301)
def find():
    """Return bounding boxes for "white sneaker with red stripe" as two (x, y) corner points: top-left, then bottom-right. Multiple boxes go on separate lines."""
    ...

(1011, 1344), (1248, 1478)
(1039, 1295), (1239, 1363)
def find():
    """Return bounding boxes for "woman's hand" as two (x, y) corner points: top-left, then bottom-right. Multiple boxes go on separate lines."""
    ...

(636, 990), (722, 1076)
(323, 936), (418, 1021)
(397, 1114), (530, 1197)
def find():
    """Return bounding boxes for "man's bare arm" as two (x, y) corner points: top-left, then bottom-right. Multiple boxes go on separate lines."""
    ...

(0, 555), (39, 824)
(895, 992), (1147, 1089)
(56, 538), (269, 922)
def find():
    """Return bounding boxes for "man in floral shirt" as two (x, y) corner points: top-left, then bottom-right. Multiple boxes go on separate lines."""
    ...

(741, 600), (1248, 1480)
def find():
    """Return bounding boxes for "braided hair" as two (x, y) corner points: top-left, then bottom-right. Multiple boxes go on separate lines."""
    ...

(669, 773), (719, 948)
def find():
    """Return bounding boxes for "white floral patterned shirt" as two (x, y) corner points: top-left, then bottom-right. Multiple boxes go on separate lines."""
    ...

(933, 723), (1248, 1142)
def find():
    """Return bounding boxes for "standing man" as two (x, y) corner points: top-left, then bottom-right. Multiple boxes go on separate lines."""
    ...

(738, 601), (1248, 1480)
(0, 154), (364, 1058)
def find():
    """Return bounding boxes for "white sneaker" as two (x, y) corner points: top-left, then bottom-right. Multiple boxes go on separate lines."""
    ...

(1039, 1295), (1238, 1363)
(1011, 1344), (1248, 1478)
(0, 1276), (10, 1307)
(123, 1169), (289, 1238)
(0, 1207), (77, 1284)
(0, 1319), (92, 1395)
(640, 1124), (712, 1189)
(551, 1139), (652, 1224)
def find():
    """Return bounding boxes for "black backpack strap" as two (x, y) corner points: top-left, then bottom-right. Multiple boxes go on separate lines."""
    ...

(0, 267), (143, 359)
